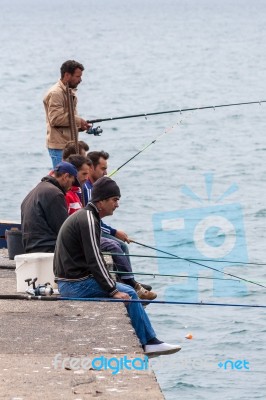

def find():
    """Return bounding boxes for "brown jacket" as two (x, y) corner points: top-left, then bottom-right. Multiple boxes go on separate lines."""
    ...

(43, 80), (82, 149)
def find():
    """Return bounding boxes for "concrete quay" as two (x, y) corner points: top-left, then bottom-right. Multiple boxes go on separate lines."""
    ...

(0, 250), (164, 400)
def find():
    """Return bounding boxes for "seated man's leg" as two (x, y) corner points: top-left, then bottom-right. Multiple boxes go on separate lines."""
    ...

(102, 232), (130, 266)
(102, 233), (153, 292)
(58, 278), (181, 355)
(58, 278), (155, 345)
(58, 277), (108, 298)
(100, 237), (156, 300)
(100, 237), (133, 280)
(116, 282), (156, 345)
(115, 283), (181, 355)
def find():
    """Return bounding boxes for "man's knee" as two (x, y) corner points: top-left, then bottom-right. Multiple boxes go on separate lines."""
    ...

(107, 241), (123, 253)
(101, 238), (122, 253)
(116, 283), (137, 298)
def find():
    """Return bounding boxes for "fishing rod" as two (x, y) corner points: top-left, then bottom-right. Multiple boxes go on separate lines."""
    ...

(88, 100), (266, 124)
(108, 117), (185, 177)
(106, 100), (266, 177)
(109, 269), (239, 282)
(108, 139), (157, 177)
(130, 240), (266, 290)
(102, 252), (266, 266)
(0, 294), (57, 300)
(104, 253), (265, 284)
(0, 294), (265, 309)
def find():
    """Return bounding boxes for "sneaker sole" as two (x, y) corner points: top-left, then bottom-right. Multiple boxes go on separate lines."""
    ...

(142, 303), (149, 308)
(137, 293), (157, 301)
(138, 296), (157, 301)
(139, 284), (152, 291)
(144, 347), (181, 358)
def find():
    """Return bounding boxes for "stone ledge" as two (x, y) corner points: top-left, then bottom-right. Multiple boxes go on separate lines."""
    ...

(0, 267), (164, 399)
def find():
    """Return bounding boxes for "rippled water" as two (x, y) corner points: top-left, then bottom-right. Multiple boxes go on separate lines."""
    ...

(1, 0), (266, 398)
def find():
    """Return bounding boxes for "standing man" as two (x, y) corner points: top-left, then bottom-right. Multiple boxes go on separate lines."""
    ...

(43, 60), (90, 168)
(21, 162), (77, 253)
(54, 177), (181, 357)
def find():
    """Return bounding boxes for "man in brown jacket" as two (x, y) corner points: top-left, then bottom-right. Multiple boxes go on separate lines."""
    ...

(43, 60), (90, 168)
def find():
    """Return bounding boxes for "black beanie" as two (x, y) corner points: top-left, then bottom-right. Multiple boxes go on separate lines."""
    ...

(91, 177), (121, 202)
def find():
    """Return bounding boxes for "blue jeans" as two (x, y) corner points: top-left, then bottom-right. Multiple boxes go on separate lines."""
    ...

(48, 148), (63, 169)
(102, 232), (130, 263)
(58, 278), (156, 345)
(100, 237), (133, 280)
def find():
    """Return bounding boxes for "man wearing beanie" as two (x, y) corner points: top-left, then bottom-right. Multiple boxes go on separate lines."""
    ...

(54, 176), (181, 357)
(84, 150), (155, 299)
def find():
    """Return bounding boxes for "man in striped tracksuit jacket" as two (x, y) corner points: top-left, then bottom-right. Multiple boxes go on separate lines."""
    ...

(53, 176), (181, 357)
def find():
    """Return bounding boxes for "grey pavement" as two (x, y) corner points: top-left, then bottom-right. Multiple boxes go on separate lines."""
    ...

(0, 254), (164, 400)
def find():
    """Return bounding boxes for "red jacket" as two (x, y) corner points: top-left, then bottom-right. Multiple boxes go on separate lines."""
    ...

(65, 186), (82, 215)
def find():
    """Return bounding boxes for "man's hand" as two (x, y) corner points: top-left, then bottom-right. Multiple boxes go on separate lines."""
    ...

(112, 291), (131, 300)
(80, 118), (91, 131)
(115, 230), (131, 243)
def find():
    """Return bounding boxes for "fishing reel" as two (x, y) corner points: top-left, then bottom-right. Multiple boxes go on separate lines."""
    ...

(86, 125), (103, 136)
(25, 277), (54, 296)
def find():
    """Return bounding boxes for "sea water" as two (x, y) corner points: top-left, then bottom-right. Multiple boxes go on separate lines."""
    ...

(1, 0), (266, 398)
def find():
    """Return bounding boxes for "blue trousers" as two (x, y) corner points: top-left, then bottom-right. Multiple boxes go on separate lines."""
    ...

(100, 237), (133, 280)
(58, 278), (156, 345)
(101, 232), (130, 264)
(48, 148), (63, 169)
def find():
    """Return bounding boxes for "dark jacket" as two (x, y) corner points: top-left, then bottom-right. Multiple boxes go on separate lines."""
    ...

(53, 202), (118, 296)
(21, 176), (68, 253)
(83, 179), (116, 236)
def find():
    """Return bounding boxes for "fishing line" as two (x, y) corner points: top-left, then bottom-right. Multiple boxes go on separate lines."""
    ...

(102, 252), (266, 266)
(88, 100), (266, 124)
(104, 252), (266, 283)
(130, 240), (266, 290)
(106, 100), (265, 177)
(108, 115), (188, 177)
(1, 294), (265, 309)
(107, 101), (195, 177)
(109, 269), (239, 282)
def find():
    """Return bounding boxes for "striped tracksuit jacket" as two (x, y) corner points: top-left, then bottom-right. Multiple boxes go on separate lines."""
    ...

(53, 202), (118, 296)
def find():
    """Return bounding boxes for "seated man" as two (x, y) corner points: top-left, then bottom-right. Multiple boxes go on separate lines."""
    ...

(83, 151), (130, 251)
(64, 154), (91, 213)
(54, 176), (181, 357)
(84, 151), (154, 297)
(65, 155), (156, 301)
(21, 162), (77, 253)
(62, 140), (89, 160)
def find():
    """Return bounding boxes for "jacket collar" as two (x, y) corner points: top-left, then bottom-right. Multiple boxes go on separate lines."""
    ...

(58, 79), (77, 96)
(85, 202), (99, 215)
(41, 175), (67, 195)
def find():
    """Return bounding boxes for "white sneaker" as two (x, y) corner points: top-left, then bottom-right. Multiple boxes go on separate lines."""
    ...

(144, 342), (181, 357)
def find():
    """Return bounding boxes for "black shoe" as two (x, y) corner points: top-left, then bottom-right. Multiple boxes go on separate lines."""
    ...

(136, 282), (152, 291)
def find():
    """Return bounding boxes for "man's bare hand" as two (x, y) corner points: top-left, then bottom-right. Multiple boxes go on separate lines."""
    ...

(80, 118), (91, 131)
(112, 291), (131, 300)
(115, 230), (131, 243)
